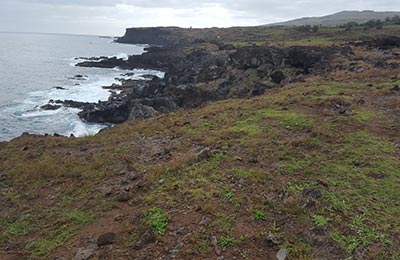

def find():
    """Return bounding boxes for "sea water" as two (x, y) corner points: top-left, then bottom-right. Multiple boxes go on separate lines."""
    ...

(0, 32), (160, 141)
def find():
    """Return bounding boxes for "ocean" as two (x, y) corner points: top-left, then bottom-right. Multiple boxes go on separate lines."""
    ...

(0, 32), (159, 141)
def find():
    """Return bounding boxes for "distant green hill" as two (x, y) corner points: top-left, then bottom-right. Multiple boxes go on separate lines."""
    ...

(269, 10), (400, 26)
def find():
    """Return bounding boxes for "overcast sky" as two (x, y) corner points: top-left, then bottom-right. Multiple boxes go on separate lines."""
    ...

(0, 0), (398, 36)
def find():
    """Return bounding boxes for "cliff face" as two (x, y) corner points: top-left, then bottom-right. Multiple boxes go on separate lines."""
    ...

(116, 27), (193, 46)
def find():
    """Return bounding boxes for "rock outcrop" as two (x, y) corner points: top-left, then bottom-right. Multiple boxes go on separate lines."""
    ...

(58, 43), (354, 124)
(116, 27), (195, 46)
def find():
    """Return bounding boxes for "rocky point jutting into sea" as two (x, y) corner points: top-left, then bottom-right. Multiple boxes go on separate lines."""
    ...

(43, 28), (400, 127)
(41, 27), (400, 127)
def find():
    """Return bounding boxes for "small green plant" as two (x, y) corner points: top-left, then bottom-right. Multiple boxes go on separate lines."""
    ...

(146, 207), (168, 235)
(239, 250), (249, 259)
(271, 221), (280, 233)
(223, 191), (234, 201)
(218, 235), (236, 246)
(312, 215), (330, 226)
(252, 209), (267, 221)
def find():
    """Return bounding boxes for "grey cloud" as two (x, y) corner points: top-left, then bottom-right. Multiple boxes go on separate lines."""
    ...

(1, 0), (399, 35)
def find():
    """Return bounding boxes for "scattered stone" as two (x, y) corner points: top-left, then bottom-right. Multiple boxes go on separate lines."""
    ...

(196, 147), (211, 161)
(301, 188), (322, 209)
(116, 192), (130, 202)
(392, 85), (400, 92)
(266, 234), (281, 246)
(73, 243), (98, 260)
(54, 86), (66, 90)
(270, 70), (285, 83)
(276, 248), (288, 260)
(306, 227), (329, 246)
(199, 216), (211, 226)
(128, 172), (140, 181)
(22, 146), (29, 151)
(169, 240), (184, 254)
(97, 232), (116, 246)
(114, 214), (124, 222)
(134, 230), (156, 250)
(211, 236), (222, 256)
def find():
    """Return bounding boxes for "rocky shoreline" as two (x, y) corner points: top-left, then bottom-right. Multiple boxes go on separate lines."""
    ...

(41, 29), (400, 127)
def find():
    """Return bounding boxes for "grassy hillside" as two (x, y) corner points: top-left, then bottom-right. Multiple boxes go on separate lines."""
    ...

(1, 65), (400, 259)
(270, 10), (400, 26)
(1, 25), (400, 259)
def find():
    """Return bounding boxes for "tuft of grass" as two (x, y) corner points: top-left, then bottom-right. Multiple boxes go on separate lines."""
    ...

(146, 207), (168, 235)
(252, 209), (267, 221)
(218, 235), (236, 247)
(312, 215), (330, 227)
(25, 225), (75, 259)
(3, 214), (32, 240)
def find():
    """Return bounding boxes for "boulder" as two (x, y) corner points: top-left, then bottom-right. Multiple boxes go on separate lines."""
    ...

(270, 70), (285, 83)
(128, 102), (159, 121)
(73, 243), (98, 260)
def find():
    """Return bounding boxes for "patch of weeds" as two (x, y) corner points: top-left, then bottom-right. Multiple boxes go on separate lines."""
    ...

(332, 214), (392, 253)
(213, 214), (236, 232)
(230, 109), (314, 135)
(252, 209), (267, 221)
(3, 214), (32, 239)
(230, 168), (258, 176)
(61, 209), (94, 226)
(324, 192), (351, 213)
(194, 236), (212, 254)
(351, 109), (377, 122)
(1, 189), (20, 202)
(280, 113), (314, 130)
(146, 207), (168, 235)
(223, 191), (235, 201)
(286, 182), (317, 195)
(218, 235), (236, 246)
(312, 214), (330, 227)
(25, 225), (74, 259)
(230, 122), (262, 136)
(270, 221), (281, 233)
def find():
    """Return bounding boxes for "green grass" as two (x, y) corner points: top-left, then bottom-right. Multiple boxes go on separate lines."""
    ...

(146, 207), (169, 235)
(217, 235), (236, 247)
(312, 215), (330, 227)
(3, 214), (32, 240)
(252, 209), (267, 221)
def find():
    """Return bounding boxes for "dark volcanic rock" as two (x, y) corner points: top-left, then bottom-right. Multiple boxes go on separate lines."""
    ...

(230, 46), (284, 70)
(128, 102), (159, 121)
(270, 70), (285, 83)
(73, 41), (351, 126)
(78, 97), (130, 124)
(41, 104), (62, 110)
(97, 233), (116, 246)
(359, 36), (400, 49)
(77, 57), (127, 69)
(117, 27), (193, 46)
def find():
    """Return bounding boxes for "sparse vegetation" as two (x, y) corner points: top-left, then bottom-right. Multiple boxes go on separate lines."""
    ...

(218, 235), (236, 246)
(252, 210), (267, 221)
(1, 24), (400, 260)
(146, 207), (169, 235)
